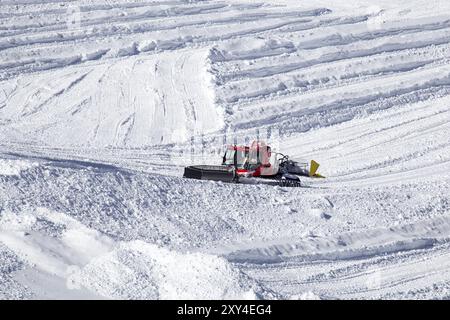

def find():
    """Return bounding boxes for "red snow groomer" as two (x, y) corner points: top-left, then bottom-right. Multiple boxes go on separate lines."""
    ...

(183, 141), (324, 187)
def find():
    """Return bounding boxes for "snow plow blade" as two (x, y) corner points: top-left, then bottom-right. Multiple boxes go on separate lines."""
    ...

(183, 165), (235, 182)
(309, 160), (325, 178)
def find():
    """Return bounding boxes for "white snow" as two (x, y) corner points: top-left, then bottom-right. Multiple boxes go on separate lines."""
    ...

(0, 159), (38, 176)
(80, 241), (260, 300)
(0, 207), (265, 299)
(1, 0), (450, 300)
(290, 292), (321, 300)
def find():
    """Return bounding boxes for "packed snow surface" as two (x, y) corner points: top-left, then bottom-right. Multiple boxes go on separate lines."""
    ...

(0, 159), (38, 176)
(1, 0), (450, 299)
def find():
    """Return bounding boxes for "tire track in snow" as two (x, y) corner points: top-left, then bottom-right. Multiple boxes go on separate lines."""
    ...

(218, 31), (450, 83)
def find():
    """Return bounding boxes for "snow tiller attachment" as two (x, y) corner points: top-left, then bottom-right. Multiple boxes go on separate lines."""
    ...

(183, 141), (324, 187)
(183, 165), (235, 182)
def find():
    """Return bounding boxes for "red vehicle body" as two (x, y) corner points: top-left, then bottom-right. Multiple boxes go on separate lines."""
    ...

(222, 141), (279, 178)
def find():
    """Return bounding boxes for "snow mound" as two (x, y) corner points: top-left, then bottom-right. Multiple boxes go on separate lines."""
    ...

(0, 207), (263, 299)
(80, 240), (259, 300)
(0, 159), (39, 176)
(0, 210), (37, 231)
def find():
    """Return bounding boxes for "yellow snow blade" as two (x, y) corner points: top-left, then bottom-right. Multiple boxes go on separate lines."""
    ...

(309, 160), (325, 178)
(309, 160), (319, 176)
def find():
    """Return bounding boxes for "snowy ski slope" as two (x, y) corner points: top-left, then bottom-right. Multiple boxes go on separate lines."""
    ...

(1, 0), (450, 299)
